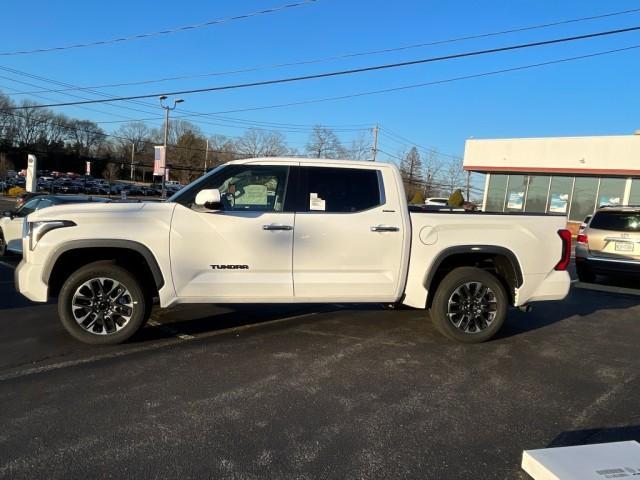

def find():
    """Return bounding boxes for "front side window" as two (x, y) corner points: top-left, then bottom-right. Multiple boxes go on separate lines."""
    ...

(172, 165), (289, 212)
(297, 167), (382, 213)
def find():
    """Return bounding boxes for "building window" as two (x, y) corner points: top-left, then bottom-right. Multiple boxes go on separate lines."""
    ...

(629, 179), (640, 205)
(504, 175), (527, 211)
(597, 178), (626, 207)
(524, 176), (550, 213)
(547, 177), (573, 214)
(485, 174), (508, 212)
(569, 177), (598, 222)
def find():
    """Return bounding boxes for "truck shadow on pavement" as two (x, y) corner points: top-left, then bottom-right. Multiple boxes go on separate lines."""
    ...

(547, 425), (640, 447)
(133, 304), (336, 343)
(496, 287), (639, 340)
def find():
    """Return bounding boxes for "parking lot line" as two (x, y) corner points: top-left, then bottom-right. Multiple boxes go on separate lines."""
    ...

(0, 311), (320, 383)
(574, 281), (640, 297)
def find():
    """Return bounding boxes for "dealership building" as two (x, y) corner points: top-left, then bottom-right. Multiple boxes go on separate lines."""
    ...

(463, 133), (640, 232)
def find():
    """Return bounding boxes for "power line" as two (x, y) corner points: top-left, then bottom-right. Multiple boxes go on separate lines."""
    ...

(9, 24), (640, 110)
(379, 129), (462, 161)
(0, 0), (319, 56)
(0, 66), (373, 134)
(8, 6), (640, 94)
(74, 43), (640, 122)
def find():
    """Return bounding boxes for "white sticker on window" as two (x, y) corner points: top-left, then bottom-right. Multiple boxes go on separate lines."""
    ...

(309, 192), (326, 211)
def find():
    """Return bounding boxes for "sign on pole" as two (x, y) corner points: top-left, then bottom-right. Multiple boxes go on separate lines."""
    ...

(85, 161), (91, 176)
(26, 154), (37, 193)
(154, 146), (166, 177)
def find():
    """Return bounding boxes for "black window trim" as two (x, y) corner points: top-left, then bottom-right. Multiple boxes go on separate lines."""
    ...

(294, 165), (386, 214)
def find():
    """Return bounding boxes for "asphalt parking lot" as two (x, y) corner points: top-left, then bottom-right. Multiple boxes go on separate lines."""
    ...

(1, 220), (640, 478)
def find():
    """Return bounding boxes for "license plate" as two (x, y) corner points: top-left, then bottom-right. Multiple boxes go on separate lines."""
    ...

(615, 241), (634, 252)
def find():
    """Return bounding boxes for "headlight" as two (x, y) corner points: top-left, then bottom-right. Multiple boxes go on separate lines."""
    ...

(28, 220), (76, 250)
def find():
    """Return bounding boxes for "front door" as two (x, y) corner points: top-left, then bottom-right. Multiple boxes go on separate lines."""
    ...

(170, 164), (295, 300)
(292, 165), (406, 302)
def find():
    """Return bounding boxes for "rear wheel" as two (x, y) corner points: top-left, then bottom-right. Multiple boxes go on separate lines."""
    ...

(58, 261), (150, 345)
(576, 263), (596, 283)
(429, 267), (508, 343)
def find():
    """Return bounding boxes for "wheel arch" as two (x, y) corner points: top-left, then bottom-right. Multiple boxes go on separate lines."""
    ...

(44, 240), (164, 297)
(425, 245), (523, 307)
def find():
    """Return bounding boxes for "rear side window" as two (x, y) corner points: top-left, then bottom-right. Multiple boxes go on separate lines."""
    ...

(590, 211), (640, 231)
(297, 167), (383, 213)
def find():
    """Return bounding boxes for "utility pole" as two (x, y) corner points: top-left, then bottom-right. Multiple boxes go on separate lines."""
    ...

(371, 124), (379, 162)
(130, 142), (135, 181)
(466, 170), (471, 201)
(159, 95), (184, 198)
(204, 138), (209, 173)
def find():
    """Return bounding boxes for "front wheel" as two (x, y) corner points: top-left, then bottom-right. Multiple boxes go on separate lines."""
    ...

(58, 261), (150, 345)
(429, 267), (508, 343)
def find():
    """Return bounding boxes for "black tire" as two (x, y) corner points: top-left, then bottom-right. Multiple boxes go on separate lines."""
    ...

(576, 264), (596, 283)
(58, 261), (150, 345)
(0, 228), (7, 257)
(429, 267), (508, 343)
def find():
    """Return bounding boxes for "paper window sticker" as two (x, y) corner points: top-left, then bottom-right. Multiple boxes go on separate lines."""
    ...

(309, 192), (326, 211)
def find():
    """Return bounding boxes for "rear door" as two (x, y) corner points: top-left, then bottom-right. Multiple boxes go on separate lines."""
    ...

(292, 164), (406, 302)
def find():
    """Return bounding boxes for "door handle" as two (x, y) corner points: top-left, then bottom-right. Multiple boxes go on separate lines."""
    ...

(371, 225), (400, 232)
(263, 224), (293, 231)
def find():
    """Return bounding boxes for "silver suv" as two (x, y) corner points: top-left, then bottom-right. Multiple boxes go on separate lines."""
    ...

(575, 206), (640, 282)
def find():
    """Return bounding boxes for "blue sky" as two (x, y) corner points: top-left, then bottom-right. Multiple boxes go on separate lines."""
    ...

(2, 0), (640, 161)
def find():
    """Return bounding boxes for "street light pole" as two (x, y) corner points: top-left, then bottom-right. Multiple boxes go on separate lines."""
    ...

(159, 95), (184, 198)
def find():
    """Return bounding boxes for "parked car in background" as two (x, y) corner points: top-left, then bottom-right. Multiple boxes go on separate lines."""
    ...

(425, 197), (450, 206)
(0, 195), (110, 256)
(575, 206), (640, 283)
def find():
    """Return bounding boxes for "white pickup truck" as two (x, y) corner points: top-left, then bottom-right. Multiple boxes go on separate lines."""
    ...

(16, 158), (571, 345)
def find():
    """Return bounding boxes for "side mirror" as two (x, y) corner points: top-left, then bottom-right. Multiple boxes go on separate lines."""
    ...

(195, 188), (222, 211)
(2, 210), (13, 219)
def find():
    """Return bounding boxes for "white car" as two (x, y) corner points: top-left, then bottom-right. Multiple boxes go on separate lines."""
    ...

(16, 158), (571, 345)
(425, 197), (449, 206)
(1, 195), (109, 256)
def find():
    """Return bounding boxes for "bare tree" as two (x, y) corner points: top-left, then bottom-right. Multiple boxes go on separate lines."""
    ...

(67, 119), (107, 157)
(12, 100), (51, 147)
(422, 149), (443, 197)
(0, 93), (15, 146)
(441, 158), (466, 197)
(400, 147), (424, 198)
(345, 132), (372, 161)
(102, 162), (120, 183)
(305, 126), (346, 158)
(207, 134), (235, 168)
(235, 129), (287, 158)
(114, 121), (152, 158)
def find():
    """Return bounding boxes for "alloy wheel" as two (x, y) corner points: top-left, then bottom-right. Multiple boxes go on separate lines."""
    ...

(71, 277), (134, 335)
(447, 282), (498, 333)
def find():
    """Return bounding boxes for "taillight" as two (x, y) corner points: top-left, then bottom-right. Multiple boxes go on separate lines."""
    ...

(577, 234), (588, 244)
(555, 229), (572, 271)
